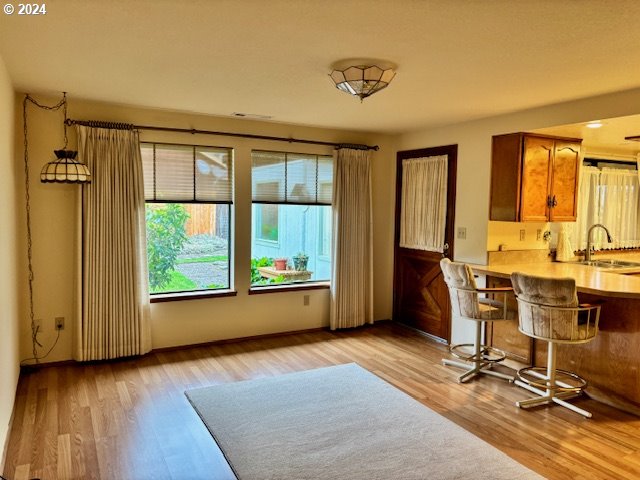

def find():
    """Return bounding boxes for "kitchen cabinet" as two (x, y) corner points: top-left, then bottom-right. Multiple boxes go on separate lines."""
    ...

(490, 133), (582, 222)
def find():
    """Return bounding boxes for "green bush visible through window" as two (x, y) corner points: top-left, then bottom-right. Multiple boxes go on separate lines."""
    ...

(146, 204), (189, 291)
(145, 203), (231, 294)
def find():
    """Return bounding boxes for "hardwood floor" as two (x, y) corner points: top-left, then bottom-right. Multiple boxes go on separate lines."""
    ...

(3, 322), (640, 480)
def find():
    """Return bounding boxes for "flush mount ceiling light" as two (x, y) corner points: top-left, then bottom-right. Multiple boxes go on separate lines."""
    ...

(586, 121), (604, 129)
(329, 60), (397, 101)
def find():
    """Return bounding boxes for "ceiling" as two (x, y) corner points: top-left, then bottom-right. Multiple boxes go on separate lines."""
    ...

(2, 0), (640, 134)
(532, 114), (640, 159)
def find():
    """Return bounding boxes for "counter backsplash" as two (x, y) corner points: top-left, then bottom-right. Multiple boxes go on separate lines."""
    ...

(487, 249), (551, 266)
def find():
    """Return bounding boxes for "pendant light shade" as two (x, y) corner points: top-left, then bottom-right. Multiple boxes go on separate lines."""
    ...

(26, 92), (92, 185)
(329, 64), (396, 101)
(40, 149), (91, 183)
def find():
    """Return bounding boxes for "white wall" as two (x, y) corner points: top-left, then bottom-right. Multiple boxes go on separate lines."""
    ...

(399, 87), (640, 343)
(0, 55), (19, 468)
(15, 95), (397, 361)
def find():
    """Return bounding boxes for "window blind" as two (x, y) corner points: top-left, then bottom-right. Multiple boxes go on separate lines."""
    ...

(141, 143), (233, 203)
(251, 150), (333, 204)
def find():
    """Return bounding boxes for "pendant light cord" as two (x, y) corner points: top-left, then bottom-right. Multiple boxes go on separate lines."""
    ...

(22, 92), (67, 364)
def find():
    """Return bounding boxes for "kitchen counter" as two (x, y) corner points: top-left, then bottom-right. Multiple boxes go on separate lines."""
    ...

(472, 258), (640, 413)
(469, 261), (640, 298)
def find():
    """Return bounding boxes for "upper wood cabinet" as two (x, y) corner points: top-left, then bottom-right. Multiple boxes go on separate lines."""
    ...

(490, 133), (582, 222)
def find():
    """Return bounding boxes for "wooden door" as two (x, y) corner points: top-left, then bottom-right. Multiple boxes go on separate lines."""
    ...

(393, 145), (457, 342)
(549, 141), (580, 222)
(520, 136), (553, 222)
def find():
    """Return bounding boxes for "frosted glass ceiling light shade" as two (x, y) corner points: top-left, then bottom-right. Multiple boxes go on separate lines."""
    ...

(329, 64), (396, 101)
(41, 149), (92, 183)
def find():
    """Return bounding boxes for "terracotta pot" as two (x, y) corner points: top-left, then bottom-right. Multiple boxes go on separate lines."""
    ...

(274, 258), (287, 270)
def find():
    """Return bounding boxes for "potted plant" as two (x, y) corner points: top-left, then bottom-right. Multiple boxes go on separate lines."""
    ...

(293, 252), (309, 271)
(274, 257), (288, 271)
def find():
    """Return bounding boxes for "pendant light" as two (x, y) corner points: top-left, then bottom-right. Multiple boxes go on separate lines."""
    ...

(37, 92), (91, 183)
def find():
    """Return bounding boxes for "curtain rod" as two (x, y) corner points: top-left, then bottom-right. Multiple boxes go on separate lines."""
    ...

(584, 158), (638, 167)
(64, 118), (379, 151)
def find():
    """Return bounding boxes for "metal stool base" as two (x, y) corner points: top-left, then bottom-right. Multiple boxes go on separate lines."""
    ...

(443, 342), (513, 384)
(442, 357), (514, 384)
(514, 354), (592, 418)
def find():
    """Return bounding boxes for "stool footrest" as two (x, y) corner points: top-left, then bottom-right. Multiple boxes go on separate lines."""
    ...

(449, 343), (507, 363)
(516, 366), (587, 393)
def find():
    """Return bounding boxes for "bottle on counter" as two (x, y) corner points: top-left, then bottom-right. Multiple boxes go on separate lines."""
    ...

(556, 224), (575, 262)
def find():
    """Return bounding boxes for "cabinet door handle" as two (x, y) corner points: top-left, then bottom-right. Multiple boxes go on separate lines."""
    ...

(552, 195), (558, 207)
(547, 195), (552, 208)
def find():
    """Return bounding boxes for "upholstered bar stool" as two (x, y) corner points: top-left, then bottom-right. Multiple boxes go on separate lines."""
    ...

(440, 259), (515, 384)
(510, 272), (601, 418)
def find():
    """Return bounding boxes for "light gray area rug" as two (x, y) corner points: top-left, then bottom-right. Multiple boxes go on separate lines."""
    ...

(186, 363), (543, 480)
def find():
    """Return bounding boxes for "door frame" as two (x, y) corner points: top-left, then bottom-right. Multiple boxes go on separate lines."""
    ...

(392, 144), (458, 342)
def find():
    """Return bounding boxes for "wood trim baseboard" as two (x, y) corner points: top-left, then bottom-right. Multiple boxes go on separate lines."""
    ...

(18, 320), (392, 369)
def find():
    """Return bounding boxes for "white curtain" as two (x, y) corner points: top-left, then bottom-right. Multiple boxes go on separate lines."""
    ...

(330, 148), (373, 330)
(569, 166), (600, 250)
(74, 126), (151, 361)
(399, 155), (448, 252)
(599, 167), (640, 249)
(571, 165), (640, 251)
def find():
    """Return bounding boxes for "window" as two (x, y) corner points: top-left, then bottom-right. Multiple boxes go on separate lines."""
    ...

(571, 161), (640, 251)
(251, 150), (333, 287)
(141, 143), (233, 295)
(317, 182), (332, 258)
(255, 182), (280, 243)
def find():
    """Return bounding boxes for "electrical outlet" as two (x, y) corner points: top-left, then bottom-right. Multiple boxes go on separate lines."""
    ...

(457, 227), (466, 240)
(519, 229), (526, 241)
(55, 316), (65, 330)
(303, 295), (310, 306)
(536, 229), (542, 241)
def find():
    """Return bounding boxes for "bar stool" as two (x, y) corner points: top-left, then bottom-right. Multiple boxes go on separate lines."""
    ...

(510, 272), (601, 418)
(440, 258), (515, 384)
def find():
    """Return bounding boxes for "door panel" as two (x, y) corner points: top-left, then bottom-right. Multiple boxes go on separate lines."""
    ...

(521, 136), (553, 222)
(550, 142), (580, 221)
(393, 145), (457, 342)
(395, 251), (451, 338)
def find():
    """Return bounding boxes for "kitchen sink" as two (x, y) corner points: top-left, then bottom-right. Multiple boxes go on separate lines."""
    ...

(577, 259), (640, 268)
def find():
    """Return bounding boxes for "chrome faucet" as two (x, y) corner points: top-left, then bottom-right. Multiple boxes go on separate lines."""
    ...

(585, 224), (613, 261)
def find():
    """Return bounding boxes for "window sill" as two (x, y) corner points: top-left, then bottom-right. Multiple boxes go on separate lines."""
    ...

(248, 282), (330, 295)
(150, 289), (237, 303)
